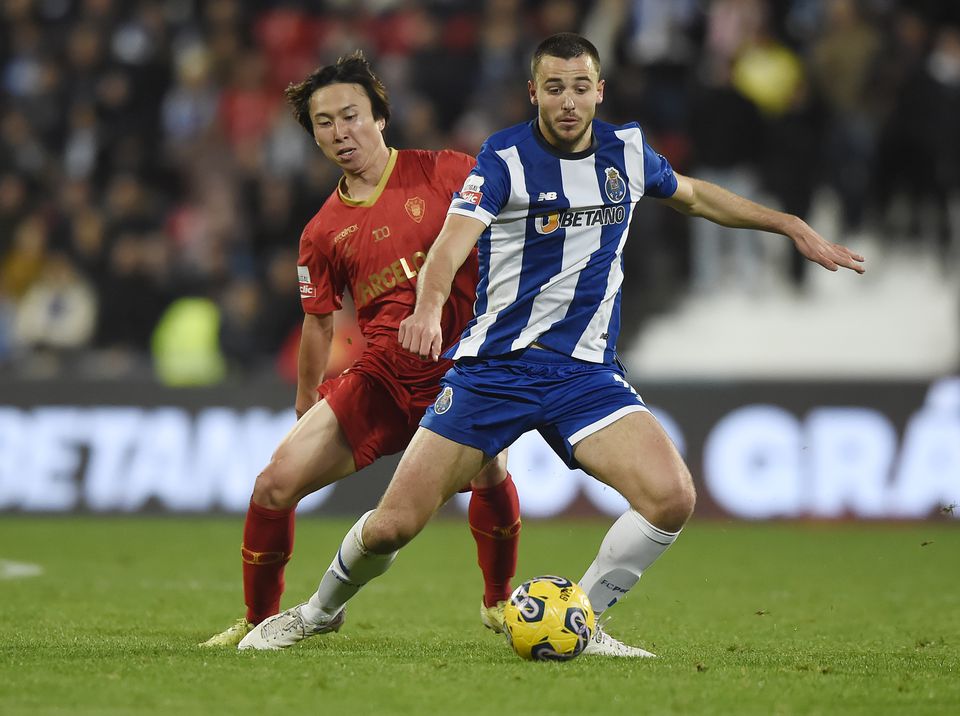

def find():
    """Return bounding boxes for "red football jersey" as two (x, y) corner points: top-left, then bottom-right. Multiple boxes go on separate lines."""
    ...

(297, 148), (478, 387)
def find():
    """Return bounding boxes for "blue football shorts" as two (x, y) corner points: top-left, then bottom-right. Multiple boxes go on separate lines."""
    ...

(420, 346), (649, 468)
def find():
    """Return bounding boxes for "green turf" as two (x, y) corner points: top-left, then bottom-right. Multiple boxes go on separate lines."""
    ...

(1, 517), (957, 715)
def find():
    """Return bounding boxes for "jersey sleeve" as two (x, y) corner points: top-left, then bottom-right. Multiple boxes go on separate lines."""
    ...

(447, 141), (511, 226)
(297, 223), (343, 315)
(642, 141), (678, 199)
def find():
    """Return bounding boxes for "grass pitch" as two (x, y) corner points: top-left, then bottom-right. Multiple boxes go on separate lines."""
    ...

(1, 516), (957, 715)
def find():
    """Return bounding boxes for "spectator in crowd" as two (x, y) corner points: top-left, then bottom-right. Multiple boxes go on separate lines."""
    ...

(94, 234), (171, 361)
(217, 276), (265, 375)
(875, 19), (960, 258)
(13, 251), (97, 365)
(808, 0), (882, 235)
(161, 44), (221, 158)
(151, 294), (226, 386)
(688, 57), (766, 294)
(1, 214), (48, 301)
(759, 74), (825, 288)
(0, 174), (30, 259)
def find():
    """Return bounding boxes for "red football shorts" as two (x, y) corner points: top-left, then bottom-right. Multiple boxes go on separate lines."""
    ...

(318, 369), (431, 471)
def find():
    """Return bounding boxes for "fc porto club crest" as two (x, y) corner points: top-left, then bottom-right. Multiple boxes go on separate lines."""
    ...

(404, 196), (425, 223)
(433, 386), (454, 415)
(604, 167), (626, 203)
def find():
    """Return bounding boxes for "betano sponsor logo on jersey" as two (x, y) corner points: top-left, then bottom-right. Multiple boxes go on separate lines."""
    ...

(354, 250), (427, 308)
(534, 204), (627, 235)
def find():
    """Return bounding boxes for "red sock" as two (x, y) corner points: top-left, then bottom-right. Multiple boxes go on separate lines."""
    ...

(241, 500), (295, 625)
(469, 472), (521, 607)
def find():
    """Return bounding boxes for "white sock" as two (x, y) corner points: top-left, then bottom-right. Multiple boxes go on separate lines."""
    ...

(301, 510), (398, 624)
(578, 509), (680, 616)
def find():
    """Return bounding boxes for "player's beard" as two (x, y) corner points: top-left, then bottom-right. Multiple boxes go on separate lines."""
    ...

(543, 114), (592, 153)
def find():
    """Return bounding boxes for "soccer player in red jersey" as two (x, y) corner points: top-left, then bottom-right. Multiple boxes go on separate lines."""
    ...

(200, 52), (521, 647)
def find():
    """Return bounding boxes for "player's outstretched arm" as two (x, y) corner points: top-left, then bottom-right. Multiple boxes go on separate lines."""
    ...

(399, 213), (486, 361)
(295, 312), (334, 419)
(660, 173), (865, 274)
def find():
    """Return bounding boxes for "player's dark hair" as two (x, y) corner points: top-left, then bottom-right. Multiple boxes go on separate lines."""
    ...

(284, 50), (391, 135)
(530, 33), (601, 80)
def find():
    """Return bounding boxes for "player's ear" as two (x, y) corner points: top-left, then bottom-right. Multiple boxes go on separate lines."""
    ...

(377, 118), (385, 131)
(528, 80), (537, 105)
(596, 78), (605, 104)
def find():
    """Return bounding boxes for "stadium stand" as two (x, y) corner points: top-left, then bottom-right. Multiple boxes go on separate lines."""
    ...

(1, 0), (957, 382)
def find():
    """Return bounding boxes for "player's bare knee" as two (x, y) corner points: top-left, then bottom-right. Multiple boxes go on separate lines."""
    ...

(364, 510), (422, 553)
(672, 480), (697, 525)
(651, 479), (696, 532)
(631, 467), (695, 532)
(250, 460), (299, 511)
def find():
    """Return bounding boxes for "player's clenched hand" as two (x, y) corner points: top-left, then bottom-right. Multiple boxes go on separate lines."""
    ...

(399, 310), (443, 362)
(791, 220), (865, 274)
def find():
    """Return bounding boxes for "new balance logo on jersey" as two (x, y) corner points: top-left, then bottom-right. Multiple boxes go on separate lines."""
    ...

(534, 205), (627, 235)
(537, 191), (558, 201)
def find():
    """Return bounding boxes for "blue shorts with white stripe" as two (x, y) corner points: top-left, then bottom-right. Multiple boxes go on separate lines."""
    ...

(420, 346), (649, 468)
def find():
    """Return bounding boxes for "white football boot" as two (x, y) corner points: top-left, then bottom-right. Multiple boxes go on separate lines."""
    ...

(479, 600), (507, 634)
(199, 617), (253, 647)
(237, 603), (345, 651)
(582, 622), (656, 658)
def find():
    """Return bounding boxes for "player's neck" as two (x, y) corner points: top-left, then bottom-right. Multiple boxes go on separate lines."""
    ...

(340, 145), (392, 202)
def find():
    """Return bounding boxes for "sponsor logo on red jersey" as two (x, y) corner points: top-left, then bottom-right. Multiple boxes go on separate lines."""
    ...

(298, 265), (315, 298)
(334, 224), (359, 244)
(354, 250), (427, 308)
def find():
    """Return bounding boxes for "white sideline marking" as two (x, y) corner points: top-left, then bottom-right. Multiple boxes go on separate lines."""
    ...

(0, 559), (44, 580)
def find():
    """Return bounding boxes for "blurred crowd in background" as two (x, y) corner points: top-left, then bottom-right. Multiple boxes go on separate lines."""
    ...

(1, 0), (959, 384)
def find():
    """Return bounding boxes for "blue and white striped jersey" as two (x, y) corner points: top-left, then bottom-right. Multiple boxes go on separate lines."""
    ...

(446, 118), (678, 364)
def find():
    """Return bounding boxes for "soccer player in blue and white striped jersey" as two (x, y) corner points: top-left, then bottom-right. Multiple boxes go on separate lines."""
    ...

(240, 34), (865, 656)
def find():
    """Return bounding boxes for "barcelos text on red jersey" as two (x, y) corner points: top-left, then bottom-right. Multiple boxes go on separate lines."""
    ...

(354, 250), (427, 308)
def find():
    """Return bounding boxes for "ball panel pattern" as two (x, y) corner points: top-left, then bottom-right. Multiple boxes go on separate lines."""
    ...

(503, 575), (596, 661)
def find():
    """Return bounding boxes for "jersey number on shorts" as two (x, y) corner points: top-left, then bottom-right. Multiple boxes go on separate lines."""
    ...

(612, 373), (638, 396)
